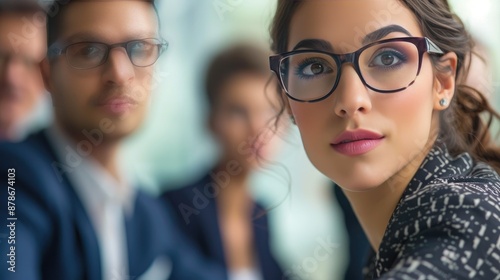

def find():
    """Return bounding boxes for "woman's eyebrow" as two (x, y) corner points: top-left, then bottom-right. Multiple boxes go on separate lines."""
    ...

(362, 25), (412, 44)
(292, 39), (333, 51)
(291, 25), (412, 52)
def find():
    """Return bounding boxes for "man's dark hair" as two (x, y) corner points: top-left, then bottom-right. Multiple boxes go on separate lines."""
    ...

(45, 0), (159, 48)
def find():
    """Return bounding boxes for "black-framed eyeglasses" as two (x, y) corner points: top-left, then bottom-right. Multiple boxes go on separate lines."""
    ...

(48, 38), (168, 70)
(269, 37), (444, 102)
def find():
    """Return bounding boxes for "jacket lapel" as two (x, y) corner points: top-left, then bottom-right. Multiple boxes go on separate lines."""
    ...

(39, 130), (102, 280)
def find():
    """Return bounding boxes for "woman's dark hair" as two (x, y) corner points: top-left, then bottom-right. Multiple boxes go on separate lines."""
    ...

(270, 0), (500, 173)
(204, 43), (270, 109)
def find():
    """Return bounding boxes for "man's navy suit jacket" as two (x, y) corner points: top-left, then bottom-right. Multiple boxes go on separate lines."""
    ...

(0, 130), (225, 280)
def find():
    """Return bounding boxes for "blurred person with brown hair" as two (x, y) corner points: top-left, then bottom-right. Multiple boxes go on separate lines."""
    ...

(0, 0), (46, 140)
(162, 43), (288, 280)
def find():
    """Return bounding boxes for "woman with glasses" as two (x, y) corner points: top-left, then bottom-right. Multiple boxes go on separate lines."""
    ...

(269, 0), (500, 278)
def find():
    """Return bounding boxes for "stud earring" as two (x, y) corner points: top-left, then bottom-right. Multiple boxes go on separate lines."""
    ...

(439, 98), (448, 107)
(290, 115), (296, 125)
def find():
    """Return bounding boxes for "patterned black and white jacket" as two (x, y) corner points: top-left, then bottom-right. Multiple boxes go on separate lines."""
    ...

(366, 142), (500, 279)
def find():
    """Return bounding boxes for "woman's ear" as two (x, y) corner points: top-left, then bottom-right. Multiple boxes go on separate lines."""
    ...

(433, 52), (458, 110)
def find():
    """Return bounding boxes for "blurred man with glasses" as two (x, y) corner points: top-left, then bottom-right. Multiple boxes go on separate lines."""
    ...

(0, 0), (224, 279)
(0, 1), (47, 140)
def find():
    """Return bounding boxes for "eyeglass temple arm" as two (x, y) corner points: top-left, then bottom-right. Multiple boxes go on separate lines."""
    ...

(160, 41), (169, 52)
(425, 38), (444, 55)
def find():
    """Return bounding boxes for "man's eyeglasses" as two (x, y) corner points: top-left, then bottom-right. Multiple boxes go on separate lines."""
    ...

(269, 37), (444, 102)
(48, 38), (168, 70)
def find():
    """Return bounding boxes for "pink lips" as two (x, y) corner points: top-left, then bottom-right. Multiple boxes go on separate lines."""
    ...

(330, 129), (384, 156)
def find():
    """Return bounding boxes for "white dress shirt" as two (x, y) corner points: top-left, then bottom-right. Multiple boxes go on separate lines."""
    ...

(229, 267), (263, 280)
(46, 125), (134, 280)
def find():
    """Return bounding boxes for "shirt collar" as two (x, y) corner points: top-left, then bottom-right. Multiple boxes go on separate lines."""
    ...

(405, 140), (474, 194)
(45, 124), (136, 214)
(372, 140), (475, 277)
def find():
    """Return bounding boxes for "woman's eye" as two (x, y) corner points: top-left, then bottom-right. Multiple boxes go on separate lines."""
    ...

(369, 50), (406, 68)
(296, 59), (333, 78)
(304, 63), (326, 75)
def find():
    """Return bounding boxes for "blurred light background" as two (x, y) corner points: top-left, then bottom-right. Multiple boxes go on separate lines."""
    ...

(29, 1), (499, 279)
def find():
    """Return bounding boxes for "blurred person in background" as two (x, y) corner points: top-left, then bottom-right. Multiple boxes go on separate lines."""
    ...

(0, 0), (224, 279)
(162, 43), (288, 280)
(0, 0), (46, 140)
